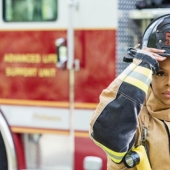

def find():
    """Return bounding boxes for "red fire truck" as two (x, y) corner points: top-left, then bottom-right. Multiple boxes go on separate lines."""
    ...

(0, 0), (117, 169)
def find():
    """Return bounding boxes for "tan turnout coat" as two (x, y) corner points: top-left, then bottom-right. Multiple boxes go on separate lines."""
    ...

(90, 54), (170, 170)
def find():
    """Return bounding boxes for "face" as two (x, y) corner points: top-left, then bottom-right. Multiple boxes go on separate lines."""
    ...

(152, 58), (170, 105)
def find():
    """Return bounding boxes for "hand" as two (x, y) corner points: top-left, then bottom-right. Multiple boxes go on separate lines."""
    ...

(142, 47), (167, 61)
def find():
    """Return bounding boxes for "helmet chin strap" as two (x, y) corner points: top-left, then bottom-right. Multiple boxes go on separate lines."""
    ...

(156, 52), (170, 57)
(142, 17), (163, 48)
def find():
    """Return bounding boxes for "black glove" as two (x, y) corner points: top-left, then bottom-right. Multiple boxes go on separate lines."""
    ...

(124, 47), (159, 74)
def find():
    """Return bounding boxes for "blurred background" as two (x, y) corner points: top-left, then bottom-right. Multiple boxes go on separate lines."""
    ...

(0, 0), (169, 170)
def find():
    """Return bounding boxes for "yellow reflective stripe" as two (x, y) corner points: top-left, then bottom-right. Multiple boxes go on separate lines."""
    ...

(118, 73), (127, 81)
(128, 63), (137, 69)
(135, 66), (152, 77)
(118, 64), (152, 94)
(118, 63), (137, 80)
(124, 76), (148, 94)
(118, 65), (152, 81)
(93, 139), (126, 163)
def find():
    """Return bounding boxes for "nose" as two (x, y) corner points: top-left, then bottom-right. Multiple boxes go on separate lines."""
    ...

(166, 75), (170, 86)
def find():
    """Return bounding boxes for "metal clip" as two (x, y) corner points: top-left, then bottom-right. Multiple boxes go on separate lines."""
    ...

(141, 125), (148, 146)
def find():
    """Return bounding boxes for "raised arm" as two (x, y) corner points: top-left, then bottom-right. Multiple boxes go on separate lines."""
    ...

(89, 49), (162, 165)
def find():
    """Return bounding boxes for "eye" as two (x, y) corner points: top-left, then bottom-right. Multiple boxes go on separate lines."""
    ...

(156, 71), (166, 77)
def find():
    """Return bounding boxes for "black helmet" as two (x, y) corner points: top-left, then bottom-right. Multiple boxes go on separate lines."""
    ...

(142, 14), (170, 56)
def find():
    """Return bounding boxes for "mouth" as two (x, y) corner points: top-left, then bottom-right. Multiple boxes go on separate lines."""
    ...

(162, 91), (170, 99)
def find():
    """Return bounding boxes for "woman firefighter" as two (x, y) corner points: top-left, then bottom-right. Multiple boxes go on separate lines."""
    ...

(89, 14), (170, 170)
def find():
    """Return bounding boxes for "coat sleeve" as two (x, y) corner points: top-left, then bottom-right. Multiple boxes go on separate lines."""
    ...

(89, 51), (159, 164)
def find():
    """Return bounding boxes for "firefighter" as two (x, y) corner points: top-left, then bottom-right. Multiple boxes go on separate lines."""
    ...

(89, 14), (170, 170)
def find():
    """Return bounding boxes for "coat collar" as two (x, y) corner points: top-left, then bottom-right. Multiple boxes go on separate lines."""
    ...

(146, 87), (170, 121)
